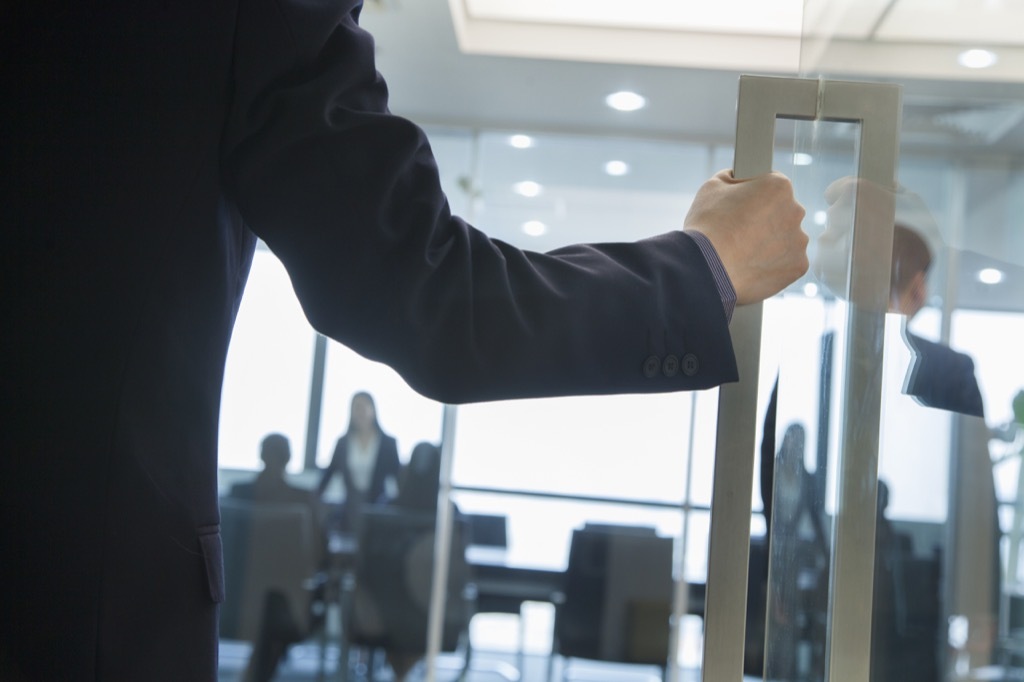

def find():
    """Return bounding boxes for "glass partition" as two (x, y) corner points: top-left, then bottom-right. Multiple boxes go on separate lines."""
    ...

(747, 4), (1024, 682)
(215, 130), (469, 681)
(214, 32), (1024, 682)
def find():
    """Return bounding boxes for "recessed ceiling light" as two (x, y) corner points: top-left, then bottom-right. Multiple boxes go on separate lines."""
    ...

(814, 210), (827, 225)
(513, 180), (543, 197)
(793, 153), (813, 166)
(509, 134), (535, 149)
(604, 160), (629, 176)
(605, 91), (646, 112)
(978, 267), (1004, 284)
(803, 282), (819, 298)
(522, 220), (547, 237)
(958, 49), (998, 69)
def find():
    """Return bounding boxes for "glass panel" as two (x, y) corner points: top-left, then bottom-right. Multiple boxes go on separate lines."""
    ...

(217, 131), (471, 681)
(473, 130), (713, 250)
(757, 117), (863, 682)
(754, 5), (1024, 682)
(447, 130), (722, 681)
(219, 248), (317, 475)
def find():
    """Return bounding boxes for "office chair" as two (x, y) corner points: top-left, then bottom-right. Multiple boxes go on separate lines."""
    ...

(467, 513), (509, 551)
(345, 506), (475, 681)
(549, 524), (674, 682)
(219, 498), (324, 678)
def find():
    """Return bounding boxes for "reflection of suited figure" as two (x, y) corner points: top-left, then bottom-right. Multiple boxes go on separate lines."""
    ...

(890, 223), (984, 418)
(318, 392), (400, 532)
(903, 332), (983, 419)
(756, 220), (985, 679)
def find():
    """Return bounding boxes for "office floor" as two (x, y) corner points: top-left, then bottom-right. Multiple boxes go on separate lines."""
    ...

(217, 641), (697, 682)
(217, 603), (717, 682)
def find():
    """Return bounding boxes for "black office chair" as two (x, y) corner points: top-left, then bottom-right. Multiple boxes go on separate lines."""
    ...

(467, 513), (509, 551)
(219, 498), (324, 679)
(550, 524), (674, 682)
(345, 506), (475, 681)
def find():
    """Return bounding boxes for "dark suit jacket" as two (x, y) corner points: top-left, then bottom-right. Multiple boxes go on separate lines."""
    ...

(227, 473), (324, 563)
(760, 330), (984, 522)
(317, 433), (401, 505)
(230, 473), (318, 509)
(1, 2), (737, 680)
(903, 332), (984, 419)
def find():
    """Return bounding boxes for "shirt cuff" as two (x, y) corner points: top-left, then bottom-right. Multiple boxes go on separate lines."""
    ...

(683, 230), (737, 323)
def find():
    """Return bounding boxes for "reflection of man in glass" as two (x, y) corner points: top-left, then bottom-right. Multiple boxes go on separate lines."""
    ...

(890, 222), (984, 418)
(811, 181), (998, 677)
(813, 179), (984, 418)
(761, 183), (992, 680)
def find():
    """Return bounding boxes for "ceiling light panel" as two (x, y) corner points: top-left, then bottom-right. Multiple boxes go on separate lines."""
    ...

(508, 134), (535, 149)
(605, 91), (646, 112)
(513, 180), (543, 197)
(465, 0), (802, 36)
(877, 0), (1024, 45)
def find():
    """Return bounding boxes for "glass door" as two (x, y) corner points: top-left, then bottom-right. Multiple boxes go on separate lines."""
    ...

(703, 75), (902, 682)
(705, 4), (1024, 681)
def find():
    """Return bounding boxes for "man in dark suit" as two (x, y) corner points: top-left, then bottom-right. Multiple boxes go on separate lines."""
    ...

(1, 2), (808, 679)
(230, 433), (319, 508)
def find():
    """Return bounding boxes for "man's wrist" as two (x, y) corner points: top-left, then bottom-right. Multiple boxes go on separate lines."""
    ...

(683, 230), (737, 323)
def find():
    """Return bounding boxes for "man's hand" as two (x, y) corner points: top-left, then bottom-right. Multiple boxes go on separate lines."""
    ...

(684, 169), (808, 306)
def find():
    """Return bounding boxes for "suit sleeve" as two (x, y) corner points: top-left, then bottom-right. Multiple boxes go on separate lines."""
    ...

(317, 437), (343, 496)
(222, 0), (738, 404)
(382, 437), (401, 479)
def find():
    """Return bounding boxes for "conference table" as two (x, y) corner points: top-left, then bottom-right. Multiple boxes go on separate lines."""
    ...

(322, 533), (707, 682)
(322, 531), (568, 681)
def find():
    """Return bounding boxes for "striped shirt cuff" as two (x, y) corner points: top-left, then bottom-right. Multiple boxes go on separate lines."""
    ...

(683, 230), (737, 323)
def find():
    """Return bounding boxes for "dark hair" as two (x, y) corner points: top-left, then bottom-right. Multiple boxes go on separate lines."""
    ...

(396, 442), (442, 512)
(260, 433), (291, 470)
(346, 390), (382, 435)
(891, 223), (932, 296)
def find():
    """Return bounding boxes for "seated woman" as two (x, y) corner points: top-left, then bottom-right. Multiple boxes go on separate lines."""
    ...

(351, 442), (472, 681)
(394, 441), (444, 512)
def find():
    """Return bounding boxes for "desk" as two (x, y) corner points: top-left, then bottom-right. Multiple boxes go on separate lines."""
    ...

(325, 535), (707, 682)
(467, 547), (566, 613)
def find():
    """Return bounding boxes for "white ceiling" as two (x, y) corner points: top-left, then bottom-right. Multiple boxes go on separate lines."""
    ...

(363, 0), (1024, 152)
(357, 0), (1024, 312)
(451, 0), (1024, 80)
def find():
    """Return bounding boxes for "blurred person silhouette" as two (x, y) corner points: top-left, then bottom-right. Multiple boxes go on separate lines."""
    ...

(757, 180), (989, 680)
(4, 3), (811, 679)
(318, 392), (401, 534)
(811, 179), (983, 417)
(394, 441), (445, 513)
(763, 184), (985, 503)
(225, 434), (324, 682)
(231, 433), (318, 508)
(350, 442), (471, 681)
(890, 223), (984, 418)
(759, 423), (830, 679)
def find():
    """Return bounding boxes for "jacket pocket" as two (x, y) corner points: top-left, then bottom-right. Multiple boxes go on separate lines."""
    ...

(197, 524), (226, 604)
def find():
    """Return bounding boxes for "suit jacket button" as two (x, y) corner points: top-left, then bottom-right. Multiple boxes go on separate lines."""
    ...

(662, 355), (679, 377)
(682, 353), (699, 376)
(643, 355), (661, 378)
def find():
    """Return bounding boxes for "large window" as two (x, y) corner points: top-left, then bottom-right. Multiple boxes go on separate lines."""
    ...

(218, 247), (316, 472)
(216, 125), (1024, 599)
